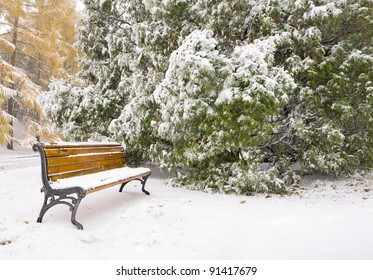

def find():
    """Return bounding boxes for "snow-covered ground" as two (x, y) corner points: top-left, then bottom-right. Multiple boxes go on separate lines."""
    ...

(0, 146), (372, 260)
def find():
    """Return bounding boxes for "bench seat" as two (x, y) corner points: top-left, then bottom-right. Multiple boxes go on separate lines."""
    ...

(50, 166), (151, 193)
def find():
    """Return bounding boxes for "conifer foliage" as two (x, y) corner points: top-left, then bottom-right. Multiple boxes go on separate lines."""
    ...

(43, 0), (373, 193)
(0, 0), (79, 148)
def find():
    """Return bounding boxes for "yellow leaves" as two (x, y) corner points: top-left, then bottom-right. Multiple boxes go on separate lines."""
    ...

(0, 0), (27, 19)
(0, 60), (41, 96)
(0, 55), (42, 147)
(0, 111), (14, 145)
(0, 38), (15, 56)
(21, 28), (47, 50)
(0, 0), (79, 147)
(0, 84), (17, 99)
(2, 0), (81, 86)
(22, 117), (61, 146)
(18, 0), (81, 79)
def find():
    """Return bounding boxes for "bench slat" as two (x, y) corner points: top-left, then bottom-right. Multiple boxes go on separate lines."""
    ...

(48, 157), (125, 175)
(49, 163), (125, 181)
(42, 143), (121, 149)
(47, 152), (124, 167)
(45, 146), (124, 157)
(86, 171), (151, 194)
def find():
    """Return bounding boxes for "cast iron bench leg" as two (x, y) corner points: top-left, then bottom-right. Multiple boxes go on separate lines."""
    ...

(37, 190), (85, 230)
(141, 175), (150, 195)
(119, 175), (150, 195)
(37, 191), (53, 223)
(71, 195), (84, 230)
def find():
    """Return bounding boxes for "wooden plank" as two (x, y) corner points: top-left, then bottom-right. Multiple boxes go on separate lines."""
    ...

(48, 157), (125, 175)
(48, 163), (125, 181)
(47, 152), (124, 167)
(45, 146), (124, 157)
(42, 142), (121, 149)
(86, 171), (151, 194)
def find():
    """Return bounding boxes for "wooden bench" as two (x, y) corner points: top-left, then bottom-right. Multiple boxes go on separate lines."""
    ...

(33, 142), (151, 229)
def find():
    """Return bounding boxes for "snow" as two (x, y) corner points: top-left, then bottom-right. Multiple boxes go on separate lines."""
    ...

(303, 2), (342, 20)
(51, 166), (151, 191)
(0, 148), (372, 259)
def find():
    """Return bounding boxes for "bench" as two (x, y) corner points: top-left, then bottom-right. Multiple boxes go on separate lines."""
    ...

(33, 142), (151, 229)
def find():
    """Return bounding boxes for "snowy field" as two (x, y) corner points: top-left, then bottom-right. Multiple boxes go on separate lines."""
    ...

(0, 145), (372, 260)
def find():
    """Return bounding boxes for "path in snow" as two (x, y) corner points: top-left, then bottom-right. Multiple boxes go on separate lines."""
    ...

(0, 147), (38, 170)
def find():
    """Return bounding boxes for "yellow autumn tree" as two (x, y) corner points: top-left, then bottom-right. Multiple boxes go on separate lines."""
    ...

(0, 0), (80, 149)
(25, 0), (80, 84)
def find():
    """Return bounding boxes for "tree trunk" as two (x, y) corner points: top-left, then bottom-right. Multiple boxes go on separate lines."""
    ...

(35, 54), (42, 142)
(6, 98), (14, 150)
(7, 16), (18, 150)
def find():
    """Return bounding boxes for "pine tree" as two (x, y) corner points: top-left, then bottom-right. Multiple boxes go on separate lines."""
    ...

(42, 0), (373, 193)
(263, 0), (373, 175)
(42, 0), (132, 141)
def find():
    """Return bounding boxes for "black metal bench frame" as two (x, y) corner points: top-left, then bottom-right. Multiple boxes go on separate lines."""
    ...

(33, 143), (151, 230)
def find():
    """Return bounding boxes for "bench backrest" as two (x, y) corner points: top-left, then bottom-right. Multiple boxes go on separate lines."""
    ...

(41, 143), (125, 182)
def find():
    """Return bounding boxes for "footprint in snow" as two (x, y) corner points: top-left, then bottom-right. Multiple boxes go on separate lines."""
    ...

(146, 205), (164, 218)
(80, 236), (100, 244)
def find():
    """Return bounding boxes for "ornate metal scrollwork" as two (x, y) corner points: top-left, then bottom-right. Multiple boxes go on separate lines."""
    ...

(33, 143), (86, 230)
(37, 190), (85, 230)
